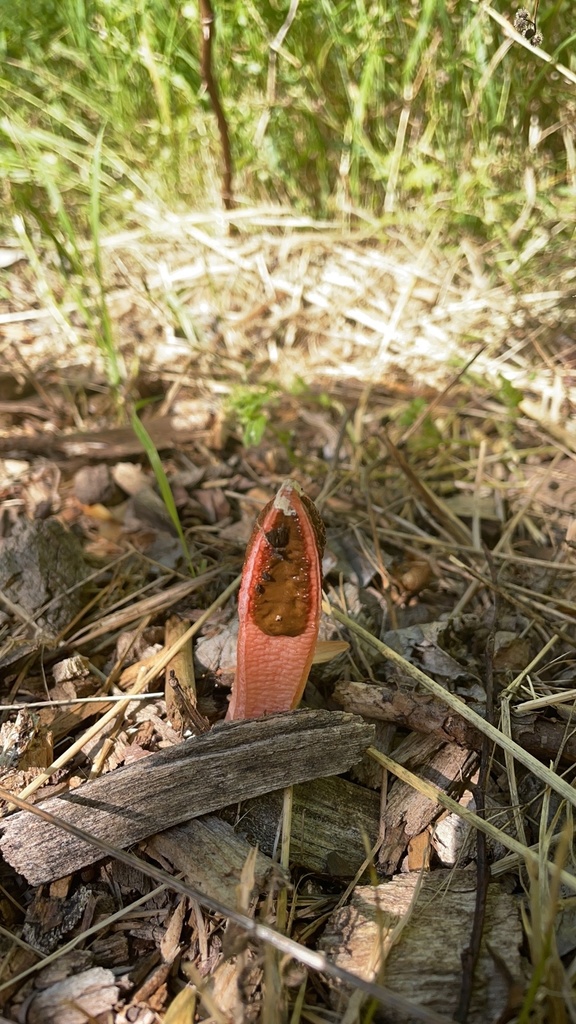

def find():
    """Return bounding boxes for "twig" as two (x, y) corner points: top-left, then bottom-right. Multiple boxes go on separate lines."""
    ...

(199, 0), (234, 210)
(0, 694), (163, 712)
(455, 548), (498, 1021)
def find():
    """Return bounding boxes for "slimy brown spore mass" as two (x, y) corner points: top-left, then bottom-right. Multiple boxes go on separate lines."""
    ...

(249, 509), (315, 636)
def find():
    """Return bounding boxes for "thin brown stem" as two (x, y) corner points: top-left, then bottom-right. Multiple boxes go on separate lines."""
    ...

(455, 547), (499, 1022)
(199, 0), (234, 210)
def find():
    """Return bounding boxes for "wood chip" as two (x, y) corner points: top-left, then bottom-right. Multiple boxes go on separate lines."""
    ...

(379, 734), (472, 874)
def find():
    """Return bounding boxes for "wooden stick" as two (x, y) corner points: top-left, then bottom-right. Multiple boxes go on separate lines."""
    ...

(333, 678), (576, 764)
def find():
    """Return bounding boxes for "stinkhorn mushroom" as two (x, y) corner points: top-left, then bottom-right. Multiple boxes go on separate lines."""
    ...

(226, 479), (326, 720)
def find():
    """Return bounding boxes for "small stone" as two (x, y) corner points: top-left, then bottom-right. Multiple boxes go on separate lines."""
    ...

(73, 465), (119, 505)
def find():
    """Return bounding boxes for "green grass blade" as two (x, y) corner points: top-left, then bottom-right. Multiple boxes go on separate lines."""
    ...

(130, 410), (195, 576)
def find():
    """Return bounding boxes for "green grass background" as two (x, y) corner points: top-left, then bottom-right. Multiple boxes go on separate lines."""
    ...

(1, 0), (574, 248)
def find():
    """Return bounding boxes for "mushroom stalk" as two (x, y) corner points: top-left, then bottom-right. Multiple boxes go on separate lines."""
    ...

(226, 480), (325, 720)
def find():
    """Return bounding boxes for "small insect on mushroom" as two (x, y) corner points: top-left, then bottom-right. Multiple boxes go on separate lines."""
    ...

(226, 479), (325, 720)
(264, 525), (290, 560)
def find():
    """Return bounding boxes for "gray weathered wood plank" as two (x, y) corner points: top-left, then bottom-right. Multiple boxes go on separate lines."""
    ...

(0, 710), (374, 884)
(228, 775), (380, 876)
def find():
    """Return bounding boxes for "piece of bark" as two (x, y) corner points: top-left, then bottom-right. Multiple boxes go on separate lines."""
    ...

(431, 789), (513, 867)
(320, 869), (523, 1024)
(0, 947), (39, 1009)
(0, 710), (374, 884)
(208, 957), (260, 1022)
(0, 637), (43, 672)
(130, 959), (172, 1009)
(21, 462), (61, 519)
(350, 720), (397, 791)
(229, 775), (380, 876)
(89, 930), (129, 968)
(379, 733), (473, 874)
(145, 815), (283, 905)
(334, 679), (576, 764)
(22, 883), (91, 954)
(73, 464), (120, 505)
(164, 615), (200, 734)
(511, 713), (576, 765)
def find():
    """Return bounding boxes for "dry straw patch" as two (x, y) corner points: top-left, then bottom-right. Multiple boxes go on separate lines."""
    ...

(3, 205), (575, 404)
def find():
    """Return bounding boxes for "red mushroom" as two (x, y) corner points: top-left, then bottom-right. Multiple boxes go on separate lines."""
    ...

(226, 479), (326, 720)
